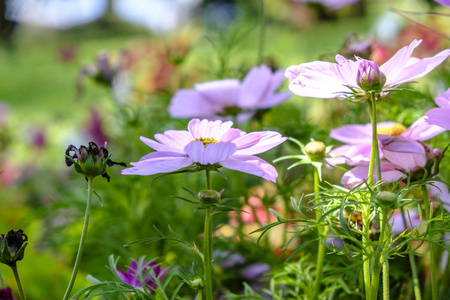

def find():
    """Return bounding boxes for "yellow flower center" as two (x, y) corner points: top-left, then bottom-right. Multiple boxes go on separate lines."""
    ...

(195, 137), (219, 147)
(377, 123), (407, 136)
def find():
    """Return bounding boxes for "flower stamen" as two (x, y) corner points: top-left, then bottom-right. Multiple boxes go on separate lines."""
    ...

(377, 123), (407, 136)
(195, 137), (219, 147)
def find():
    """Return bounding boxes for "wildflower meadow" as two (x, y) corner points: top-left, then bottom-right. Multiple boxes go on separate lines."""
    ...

(1, 0), (450, 299)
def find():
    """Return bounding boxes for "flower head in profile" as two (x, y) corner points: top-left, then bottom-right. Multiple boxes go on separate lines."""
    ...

(65, 142), (127, 182)
(426, 88), (450, 130)
(168, 65), (291, 123)
(117, 259), (169, 291)
(121, 119), (286, 182)
(286, 39), (450, 100)
(0, 229), (28, 267)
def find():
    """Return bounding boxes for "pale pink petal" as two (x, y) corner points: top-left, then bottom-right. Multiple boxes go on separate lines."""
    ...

(426, 108), (450, 130)
(380, 136), (426, 170)
(341, 164), (406, 187)
(286, 61), (350, 99)
(401, 116), (445, 141)
(220, 128), (246, 142)
(239, 65), (273, 107)
(254, 92), (291, 109)
(221, 155), (278, 182)
(330, 123), (376, 144)
(122, 154), (192, 175)
(386, 49), (450, 86)
(151, 130), (194, 151)
(380, 39), (422, 85)
(184, 141), (236, 165)
(327, 143), (373, 165)
(428, 181), (450, 210)
(435, 88), (450, 109)
(195, 79), (240, 107)
(168, 89), (219, 118)
(332, 55), (361, 87)
(187, 119), (234, 140)
(233, 131), (286, 155)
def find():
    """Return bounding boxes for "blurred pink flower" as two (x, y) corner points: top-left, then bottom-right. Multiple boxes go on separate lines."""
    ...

(426, 88), (450, 130)
(117, 259), (169, 290)
(296, 0), (361, 11)
(168, 65), (291, 123)
(435, 0), (450, 6)
(389, 210), (421, 234)
(122, 119), (286, 182)
(285, 39), (450, 99)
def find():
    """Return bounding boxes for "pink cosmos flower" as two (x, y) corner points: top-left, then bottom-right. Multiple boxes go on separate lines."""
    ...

(121, 119), (286, 182)
(168, 65), (291, 123)
(285, 39), (450, 99)
(117, 259), (169, 290)
(426, 88), (450, 130)
(328, 117), (445, 169)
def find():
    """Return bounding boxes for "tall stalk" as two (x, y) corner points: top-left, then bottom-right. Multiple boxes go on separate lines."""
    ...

(257, 0), (265, 65)
(203, 170), (213, 300)
(400, 207), (422, 300)
(63, 177), (94, 300)
(422, 186), (437, 300)
(312, 167), (329, 300)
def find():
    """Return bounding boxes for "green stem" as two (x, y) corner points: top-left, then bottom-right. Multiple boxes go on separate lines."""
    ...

(257, 0), (265, 65)
(0, 267), (5, 288)
(381, 209), (389, 300)
(362, 206), (372, 300)
(63, 177), (94, 300)
(368, 93), (382, 186)
(11, 263), (26, 300)
(198, 290), (203, 300)
(371, 208), (388, 300)
(312, 167), (326, 300)
(422, 186), (437, 300)
(203, 170), (213, 300)
(400, 207), (421, 300)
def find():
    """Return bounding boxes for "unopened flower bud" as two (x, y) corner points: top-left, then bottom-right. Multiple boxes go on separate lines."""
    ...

(198, 190), (221, 205)
(189, 276), (204, 290)
(305, 141), (326, 162)
(375, 191), (398, 208)
(0, 229), (28, 267)
(356, 60), (386, 92)
(65, 142), (126, 182)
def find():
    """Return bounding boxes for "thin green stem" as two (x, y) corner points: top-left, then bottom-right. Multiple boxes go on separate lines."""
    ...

(63, 177), (94, 300)
(400, 207), (422, 300)
(11, 263), (26, 300)
(198, 290), (203, 300)
(0, 267), (5, 288)
(368, 93), (382, 186)
(362, 207), (372, 300)
(422, 186), (437, 300)
(203, 170), (213, 300)
(371, 208), (388, 300)
(257, 0), (265, 65)
(312, 167), (326, 300)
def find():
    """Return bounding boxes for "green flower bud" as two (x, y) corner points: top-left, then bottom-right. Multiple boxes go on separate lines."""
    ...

(65, 142), (126, 182)
(375, 191), (398, 208)
(198, 190), (221, 205)
(305, 141), (326, 162)
(0, 229), (28, 267)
